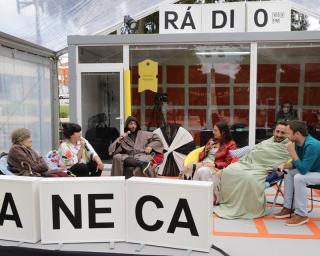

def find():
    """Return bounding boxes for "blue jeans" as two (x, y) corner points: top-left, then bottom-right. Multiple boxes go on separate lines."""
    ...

(283, 169), (320, 216)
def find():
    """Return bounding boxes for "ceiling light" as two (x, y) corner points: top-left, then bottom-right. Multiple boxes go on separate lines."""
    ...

(196, 51), (251, 56)
(121, 15), (138, 34)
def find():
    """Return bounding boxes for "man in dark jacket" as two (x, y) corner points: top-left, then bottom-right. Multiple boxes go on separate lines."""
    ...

(109, 116), (163, 178)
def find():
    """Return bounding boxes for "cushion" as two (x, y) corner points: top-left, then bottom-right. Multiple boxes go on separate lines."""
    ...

(229, 146), (252, 159)
(184, 146), (205, 166)
(45, 150), (62, 170)
(0, 154), (14, 175)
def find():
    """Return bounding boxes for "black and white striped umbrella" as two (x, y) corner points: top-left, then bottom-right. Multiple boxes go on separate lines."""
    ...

(153, 124), (195, 176)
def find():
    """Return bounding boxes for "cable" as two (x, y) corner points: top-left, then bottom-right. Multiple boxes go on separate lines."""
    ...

(211, 244), (230, 256)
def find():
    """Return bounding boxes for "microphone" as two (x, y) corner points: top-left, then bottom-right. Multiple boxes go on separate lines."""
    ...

(84, 143), (90, 152)
(81, 137), (93, 160)
(80, 137), (90, 152)
(119, 131), (131, 142)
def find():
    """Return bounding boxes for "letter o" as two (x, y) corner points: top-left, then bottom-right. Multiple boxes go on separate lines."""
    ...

(254, 9), (268, 27)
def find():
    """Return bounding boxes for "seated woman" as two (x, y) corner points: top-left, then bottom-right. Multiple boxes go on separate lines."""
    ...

(276, 101), (298, 122)
(7, 128), (67, 177)
(58, 123), (104, 176)
(180, 122), (237, 203)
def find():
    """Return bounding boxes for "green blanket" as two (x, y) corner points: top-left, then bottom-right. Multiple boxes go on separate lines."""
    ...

(214, 137), (290, 219)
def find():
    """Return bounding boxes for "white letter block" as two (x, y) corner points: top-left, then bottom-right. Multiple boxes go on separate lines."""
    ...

(0, 176), (41, 243)
(126, 177), (213, 252)
(202, 2), (246, 33)
(39, 177), (125, 244)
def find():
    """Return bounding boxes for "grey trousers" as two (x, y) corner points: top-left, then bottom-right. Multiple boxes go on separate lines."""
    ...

(193, 167), (221, 203)
(283, 169), (320, 216)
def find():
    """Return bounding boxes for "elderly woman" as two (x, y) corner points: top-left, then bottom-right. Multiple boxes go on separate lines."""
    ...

(7, 128), (66, 177)
(58, 122), (104, 177)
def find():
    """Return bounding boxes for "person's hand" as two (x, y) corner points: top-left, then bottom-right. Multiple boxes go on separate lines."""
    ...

(287, 142), (295, 154)
(117, 136), (123, 143)
(203, 162), (215, 168)
(80, 138), (86, 148)
(213, 167), (221, 174)
(205, 140), (215, 150)
(277, 163), (285, 172)
(96, 161), (104, 171)
(144, 146), (152, 154)
(118, 132), (129, 143)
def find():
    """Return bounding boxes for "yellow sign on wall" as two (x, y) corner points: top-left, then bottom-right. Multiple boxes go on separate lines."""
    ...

(138, 59), (158, 93)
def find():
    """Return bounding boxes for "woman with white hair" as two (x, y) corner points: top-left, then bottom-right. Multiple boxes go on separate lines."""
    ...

(7, 128), (67, 177)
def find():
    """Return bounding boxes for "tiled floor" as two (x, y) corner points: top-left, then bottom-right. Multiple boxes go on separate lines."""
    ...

(212, 186), (320, 241)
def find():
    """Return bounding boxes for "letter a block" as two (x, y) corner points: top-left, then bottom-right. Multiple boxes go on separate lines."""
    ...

(39, 177), (125, 244)
(0, 176), (41, 243)
(126, 177), (213, 252)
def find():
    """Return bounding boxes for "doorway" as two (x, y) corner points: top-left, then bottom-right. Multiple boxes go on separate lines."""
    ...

(79, 68), (123, 160)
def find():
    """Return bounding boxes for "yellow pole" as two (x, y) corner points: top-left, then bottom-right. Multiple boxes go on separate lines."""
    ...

(124, 69), (132, 119)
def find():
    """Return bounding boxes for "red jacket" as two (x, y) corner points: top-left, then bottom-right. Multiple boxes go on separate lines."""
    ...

(198, 140), (237, 169)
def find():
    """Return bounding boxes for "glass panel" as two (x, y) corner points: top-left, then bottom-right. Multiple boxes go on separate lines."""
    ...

(130, 44), (250, 147)
(81, 72), (121, 161)
(78, 46), (123, 63)
(257, 42), (320, 142)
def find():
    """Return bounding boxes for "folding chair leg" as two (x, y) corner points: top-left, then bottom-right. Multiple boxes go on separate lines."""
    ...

(270, 190), (280, 214)
(279, 187), (284, 198)
(268, 179), (283, 215)
(308, 188), (314, 213)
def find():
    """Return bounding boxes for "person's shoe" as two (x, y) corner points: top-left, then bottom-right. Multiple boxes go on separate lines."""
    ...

(67, 170), (76, 177)
(286, 214), (309, 226)
(273, 207), (294, 219)
(90, 169), (102, 176)
(141, 161), (151, 175)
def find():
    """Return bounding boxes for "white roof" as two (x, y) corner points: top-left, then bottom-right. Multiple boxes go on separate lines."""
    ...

(0, 0), (177, 52)
(0, 0), (319, 53)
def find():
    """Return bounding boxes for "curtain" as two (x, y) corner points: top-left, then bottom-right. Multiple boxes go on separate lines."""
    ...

(0, 46), (53, 155)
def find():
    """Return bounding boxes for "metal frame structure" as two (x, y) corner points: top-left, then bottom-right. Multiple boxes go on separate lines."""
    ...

(0, 31), (59, 151)
(68, 31), (320, 146)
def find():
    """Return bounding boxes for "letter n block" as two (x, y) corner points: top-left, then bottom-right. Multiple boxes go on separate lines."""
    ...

(39, 177), (125, 244)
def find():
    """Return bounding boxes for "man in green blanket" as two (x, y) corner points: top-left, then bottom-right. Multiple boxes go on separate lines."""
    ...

(214, 121), (291, 219)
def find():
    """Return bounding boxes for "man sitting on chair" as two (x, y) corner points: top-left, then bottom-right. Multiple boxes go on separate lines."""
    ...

(109, 116), (163, 178)
(274, 120), (320, 226)
(214, 121), (290, 219)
